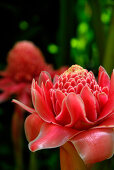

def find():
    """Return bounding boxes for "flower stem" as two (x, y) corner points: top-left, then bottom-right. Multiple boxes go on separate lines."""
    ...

(88, 0), (105, 64)
(103, 8), (114, 75)
(29, 152), (38, 170)
(57, 0), (75, 67)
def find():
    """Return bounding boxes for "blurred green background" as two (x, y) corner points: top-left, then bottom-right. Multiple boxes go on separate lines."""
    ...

(0, 0), (114, 170)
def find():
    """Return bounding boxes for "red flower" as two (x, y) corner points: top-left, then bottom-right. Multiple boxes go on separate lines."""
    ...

(0, 40), (67, 102)
(13, 65), (114, 169)
(0, 40), (67, 169)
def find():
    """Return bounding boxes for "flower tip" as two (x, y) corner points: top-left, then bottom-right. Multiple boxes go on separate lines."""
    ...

(31, 78), (36, 88)
(29, 145), (35, 152)
(99, 65), (105, 72)
(39, 71), (51, 86)
(12, 99), (17, 103)
(28, 142), (39, 152)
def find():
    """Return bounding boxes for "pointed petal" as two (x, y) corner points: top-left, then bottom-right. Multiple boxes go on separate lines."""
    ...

(81, 86), (97, 121)
(31, 79), (42, 107)
(41, 83), (53, 111)
(55, 90), (65, 107)
(29, 123), (78, 152)
(12, 99), (35, 114)
(45, 79), (53, 90)
(55, 98), (71, 125)
(60, 142), (87, 170)
(32, 88), (55, 123)
(97, 92), (108, 110)
(65, 93), (93, 129)
(32, 79), (42, 95)
(109, 69), (114, 98)
(98, 66), (110, 89)
(98, 71), (114, 119)
(39, 71), (52, 86)
(71, 128), (114, 164)
(25, 113), (44, 141)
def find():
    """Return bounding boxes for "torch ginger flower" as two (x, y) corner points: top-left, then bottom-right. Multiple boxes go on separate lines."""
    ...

(13, 65), (114, 169)
(0, 40), (67, 102)
(0, 40), (67, 169)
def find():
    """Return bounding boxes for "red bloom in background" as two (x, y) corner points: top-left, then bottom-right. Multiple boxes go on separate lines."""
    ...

(0, 40), (67, 169)
(14, 65), (114, 170)
(0, 40), (67, 102)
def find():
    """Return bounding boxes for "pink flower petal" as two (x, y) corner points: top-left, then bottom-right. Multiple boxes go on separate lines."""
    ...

(12, 99), (35, 114)
(97, 92), (108, 110)
(0, 81), (26, 93)
(32, 79), (42, 95)
(65, 93), (93, 129)
(41, 83), (53, 112)
(81, 86), (97, 121)
(31, 79), (42, 107)
(71, 128), (114, 164)
(45, 79), (53, 90)
(0, 78), (13, 88)
(98, 66), (110, 89)
(0, 92), (10, 103)
(55, 98), (71, 125)
(32, 88), (55, 123)
(38, 71), (52, 86)
(31, 79), (55, 122)
(29, 123), (78, 152)
(95, 113), (114, 128)
(25, 113), (44, 141)
(55, 90), (65, 107)
(109, 69), (114, 98)
(98, 70), (114, 119)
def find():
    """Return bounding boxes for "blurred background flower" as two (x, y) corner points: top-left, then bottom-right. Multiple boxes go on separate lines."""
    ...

(0, 0), (114, 170)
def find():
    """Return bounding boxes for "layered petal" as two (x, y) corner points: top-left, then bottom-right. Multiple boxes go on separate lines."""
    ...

(98, 70), (114, 119)
(25, 113), (44, 141)
(94, 113), (114, 128)
(31, 88), (55, 123)
(81, 86), (97, 121)
(97, 92), (108, 110)
(60, 142), (87, 170)
(38, 71), (52, 87)
(98, 66), (110, 89)
(29, 123), (78, 152)
(41, 83), (53, 112)
(71, 128), (114, 164)
(109, 69), (114, 98)
(55, 98), (71, 125)
(55, 90), (65, 107)
(65, 93), (93, 129)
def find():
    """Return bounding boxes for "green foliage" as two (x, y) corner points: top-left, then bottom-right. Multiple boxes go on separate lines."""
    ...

(47, 44), (59, 54)
(19, 21), (29, 30)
